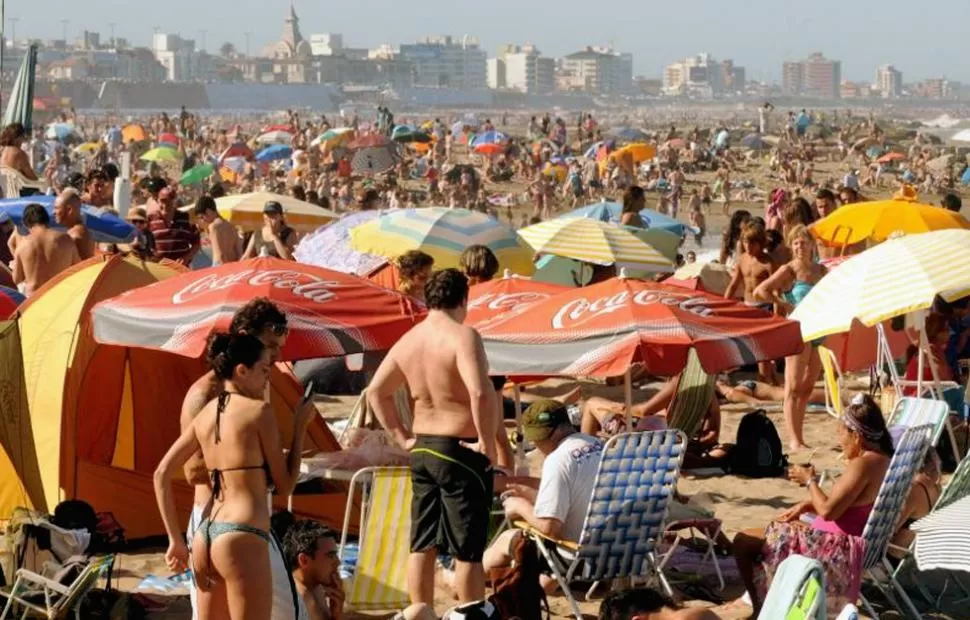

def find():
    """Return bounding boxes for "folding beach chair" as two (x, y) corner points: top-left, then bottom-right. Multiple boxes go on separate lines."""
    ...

(757, 554), (826, 620)
(888, 396), (960, 459)
(0, 554), (114, 620)
(818, 346), (845, 419)
(338, 467), (412, 612)
(857, 424), (933, 620)
(515, 430), (687, 620)
(665, 349), (716, 439)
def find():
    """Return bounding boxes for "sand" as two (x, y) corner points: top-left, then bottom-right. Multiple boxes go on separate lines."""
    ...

(99, 120), (967, 619)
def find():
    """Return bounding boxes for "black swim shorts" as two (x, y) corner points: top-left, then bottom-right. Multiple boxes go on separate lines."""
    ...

(410, 435), (494, 562)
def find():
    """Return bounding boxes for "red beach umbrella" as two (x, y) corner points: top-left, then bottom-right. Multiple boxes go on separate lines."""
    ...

(91, 257), (425, 360)
(478, 277), (804, 377)
(466, 277), (568, 331)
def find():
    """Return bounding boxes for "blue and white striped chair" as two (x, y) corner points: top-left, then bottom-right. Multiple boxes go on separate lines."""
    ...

(516, 430), (686, 620)
(888, 396), (959, 458)
(858, 424), (932, 620)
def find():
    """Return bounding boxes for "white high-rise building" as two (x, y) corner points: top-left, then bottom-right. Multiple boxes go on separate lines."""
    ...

(493, 44), (554, 94)
(398, 35), (487, 90)
(876, 64), (903, 98)
(560, 46), (633, 94)
(487, 57), (506, 89)
(152, 33), (197, 81)
(663, 53), (729, 97)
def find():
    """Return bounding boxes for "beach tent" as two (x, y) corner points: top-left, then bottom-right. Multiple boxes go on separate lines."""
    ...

(0, 255), (347, 538)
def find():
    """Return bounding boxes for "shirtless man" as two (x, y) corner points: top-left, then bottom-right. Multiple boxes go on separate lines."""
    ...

(724, 221), (777, 383)
(367, 268), (499, 607)
(54, 188), (96, 260)
(12, 203), (80, 296)
(179, 299), (295, 620)
(194, 195), (242, 264)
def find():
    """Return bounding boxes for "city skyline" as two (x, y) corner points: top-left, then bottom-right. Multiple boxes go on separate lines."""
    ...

(8, 0), (970, 83)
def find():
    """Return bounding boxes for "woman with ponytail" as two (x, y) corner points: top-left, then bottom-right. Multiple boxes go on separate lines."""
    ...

(154, 332), (315, 619)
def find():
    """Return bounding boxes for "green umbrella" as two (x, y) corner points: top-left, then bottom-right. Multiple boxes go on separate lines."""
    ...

(3, 44), (37, 131)
(179, 162), (215, 186)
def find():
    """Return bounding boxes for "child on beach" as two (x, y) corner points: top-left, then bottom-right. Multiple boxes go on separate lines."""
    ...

(688, 200), (706, 247)
(699, 183), (712, 213)
(724, 221), (777, 383)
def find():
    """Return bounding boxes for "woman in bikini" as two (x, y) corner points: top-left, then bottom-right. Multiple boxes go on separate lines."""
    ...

(155, 333), (314, 619)
(889, 445), (941, 563)
(754, 225), (827, 451)
(732, 395), (893, 615)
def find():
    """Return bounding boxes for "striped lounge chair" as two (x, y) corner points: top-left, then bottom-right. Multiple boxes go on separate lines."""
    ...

(887, 396), (960, 459)
(665, 349), (716, 439)
(0, 554), (114, 620)
(338, 467), (412, 612)
(516, 430), (687, 620)
(857, 425), (933, 620)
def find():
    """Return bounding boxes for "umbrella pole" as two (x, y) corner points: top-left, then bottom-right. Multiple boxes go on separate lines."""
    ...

(624, 367), (633, 430)
(916, 311), (926, 397)
(513, 383), (525, 474)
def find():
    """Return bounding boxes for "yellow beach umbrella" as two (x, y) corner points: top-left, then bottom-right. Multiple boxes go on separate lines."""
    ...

(140, 146), (181, 163)
(791, 229), (970, 341)
(179, 192), (338, 233)
(517, 218), (673, 272)
(811, 187), (970, 246)
(349, 207), (535, 275)
(73, 141), (100, 155)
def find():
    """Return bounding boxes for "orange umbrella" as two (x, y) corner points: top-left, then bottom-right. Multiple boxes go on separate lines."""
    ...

(466, 277), (568, 331)
(478, 277), (804, 377)
(122, 124), (148, 143)
(876, 152), (905, 164)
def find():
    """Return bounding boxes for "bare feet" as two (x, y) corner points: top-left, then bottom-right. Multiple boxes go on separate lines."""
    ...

(788, 441), (811, 452)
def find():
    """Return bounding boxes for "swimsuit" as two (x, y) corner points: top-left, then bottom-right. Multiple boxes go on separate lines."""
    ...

(197, 392), (272, 580)
(785, 280), (824, 347)
(812, 503), (873, 537)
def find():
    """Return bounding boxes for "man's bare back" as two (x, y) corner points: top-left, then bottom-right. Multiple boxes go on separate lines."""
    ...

(210, 218), (241, 264)
(13, 229), (79, 296)
(390, 315), (484, 439)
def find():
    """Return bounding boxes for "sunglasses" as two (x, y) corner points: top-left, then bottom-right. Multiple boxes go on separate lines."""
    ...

(266, 323), (289, 336)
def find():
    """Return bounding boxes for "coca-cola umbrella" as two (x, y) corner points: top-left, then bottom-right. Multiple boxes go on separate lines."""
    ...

(466, 275), (569, 331)
(91, 257), (425, 361)
(478, 276), (804, 378)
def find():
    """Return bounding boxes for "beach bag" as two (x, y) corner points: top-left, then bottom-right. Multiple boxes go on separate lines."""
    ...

(488, 532), (548, 620)
(730, 410), (787, 478)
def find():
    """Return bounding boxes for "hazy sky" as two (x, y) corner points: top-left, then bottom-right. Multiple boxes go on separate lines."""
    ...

(12, 0), (970, 82)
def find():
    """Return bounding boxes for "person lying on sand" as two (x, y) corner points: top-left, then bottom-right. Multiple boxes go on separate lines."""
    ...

(716, 379), (826, 406)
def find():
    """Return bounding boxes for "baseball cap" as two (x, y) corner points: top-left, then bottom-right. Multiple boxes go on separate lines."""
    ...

(263, 200), (284, 215)
(521, 399), (570, 442)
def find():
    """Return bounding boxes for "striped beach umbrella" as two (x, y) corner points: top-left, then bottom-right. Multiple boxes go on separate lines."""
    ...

(791, 229), (970, 342)
(518, 217), (673, 272)
(558, 199), (686, 235)
(183, 191), (338, 233)
(351, 146), (397, 175)
(349, 207), (535, 275)
(3, 44), (37, 131)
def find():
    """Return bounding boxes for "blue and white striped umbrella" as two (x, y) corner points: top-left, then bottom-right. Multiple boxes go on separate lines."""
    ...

(558, 200), (685, 236)
(256, 144), (293, 163)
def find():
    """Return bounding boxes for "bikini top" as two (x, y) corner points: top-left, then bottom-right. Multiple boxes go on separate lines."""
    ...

(784, 280), (815, 307)
(208, 391), (271, 499)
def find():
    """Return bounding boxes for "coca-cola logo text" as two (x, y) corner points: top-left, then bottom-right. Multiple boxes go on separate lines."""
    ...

(552, 290), (714, 330)
(468, 292), (553, 316)
(172, 270), (340, 305)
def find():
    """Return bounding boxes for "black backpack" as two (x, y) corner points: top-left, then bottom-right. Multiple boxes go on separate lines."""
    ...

(731, 409), (787, 477)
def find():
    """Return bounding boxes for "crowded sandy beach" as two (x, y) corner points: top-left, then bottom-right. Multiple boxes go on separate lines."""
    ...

(0, 96), (968, 620)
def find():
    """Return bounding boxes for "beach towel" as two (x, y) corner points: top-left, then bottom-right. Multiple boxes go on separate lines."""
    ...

(754, 522), (864, 617)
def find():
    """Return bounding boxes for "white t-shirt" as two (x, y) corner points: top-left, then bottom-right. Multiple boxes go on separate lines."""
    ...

(533, 433), (604, 542)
